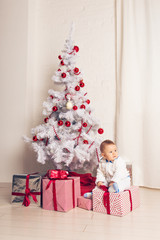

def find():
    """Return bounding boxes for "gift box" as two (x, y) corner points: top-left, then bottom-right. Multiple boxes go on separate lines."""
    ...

(42, 176), (80, 212)
(11, 173), (42, 207)
(93, 186), (140, 217)
(77, 196), (93, 211)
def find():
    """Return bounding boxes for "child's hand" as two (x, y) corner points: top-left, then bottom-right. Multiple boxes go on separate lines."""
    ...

(97, 181), (104, 187)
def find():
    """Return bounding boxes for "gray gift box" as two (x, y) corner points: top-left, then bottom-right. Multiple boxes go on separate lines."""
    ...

(11, 173), (42, 207)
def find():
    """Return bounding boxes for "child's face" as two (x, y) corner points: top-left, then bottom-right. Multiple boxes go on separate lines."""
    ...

(101, 144), (118, 161)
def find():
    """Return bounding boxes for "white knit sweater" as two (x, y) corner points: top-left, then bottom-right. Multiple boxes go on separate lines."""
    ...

(95, 156), (130, 186)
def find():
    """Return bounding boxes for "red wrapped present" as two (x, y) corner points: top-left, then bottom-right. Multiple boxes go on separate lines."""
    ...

(11, 173), (41, 207)
(93, 186), (140, 217)
(77, 196), (93, 211)
(42, 173), (80, 212)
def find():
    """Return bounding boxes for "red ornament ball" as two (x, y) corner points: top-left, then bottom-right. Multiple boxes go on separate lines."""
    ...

(74, 67), (79, 74)
(74, 46), (79, 52)
(83, 122), (87, 127)
(83, 140), (88, 144)
(73, 105), (78, 110)
(50, 95), (54, 99)
(58, 120), (63, 126)
(44, 117), (49, 123)
(60, 60), (64, 65)
(75, 86), (80, 91)
(65, 121), (71, 127)
(58, 55), (62, 60)
(80, 79), (83, 83)
(58, 69), (61, 71)
(86, 99), (90, 104)
(52, 106), (58, 112)
(33, 136), (38, 141)
(80, 82), (85, 88)
(61, 72), (66, 78)
(98, 128), (104, 134)
(80, 104), (86, 109)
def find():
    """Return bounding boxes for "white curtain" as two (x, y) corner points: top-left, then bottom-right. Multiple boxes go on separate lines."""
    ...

(115, 0), (160, 188)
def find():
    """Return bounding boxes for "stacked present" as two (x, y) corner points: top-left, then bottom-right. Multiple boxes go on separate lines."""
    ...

(11, 170), (140, 216)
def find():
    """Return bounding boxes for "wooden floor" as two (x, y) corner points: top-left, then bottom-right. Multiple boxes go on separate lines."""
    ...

(0, 183), (160, 240)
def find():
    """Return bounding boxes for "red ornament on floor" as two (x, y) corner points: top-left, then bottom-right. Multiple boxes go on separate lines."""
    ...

(65, 121), (71, 127)
(98, 128), (104, 134)
(52, 106), (58, 112)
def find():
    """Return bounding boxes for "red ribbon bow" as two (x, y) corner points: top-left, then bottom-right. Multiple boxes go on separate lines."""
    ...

(22, 187), (38, 207)
(46, 169), (69, 180)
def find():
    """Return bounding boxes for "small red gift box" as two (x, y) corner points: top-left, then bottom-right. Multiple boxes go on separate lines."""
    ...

(77, 196), (93, 211)
(93, 186), (140, 217)
(11, 173), (41, 207)
(42, 174), (80, 212)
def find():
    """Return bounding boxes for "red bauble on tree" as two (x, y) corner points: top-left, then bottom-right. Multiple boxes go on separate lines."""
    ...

(50, 95), (54, 99)
(98, 128), (104, 134)
(74, 67), (79, 74)
(58, 120), (63, 126)
(44, 117), (49, 123)
(60, 60), (64, 65)
(74, 46), (79, 52)
(73, 105), (78, 110)
(52, 106), (58, 112)
(65, 121), (71, 127)
(33, 136), (38, 141)
(75, 86), (80, 91)
(80, 104), (86, 109)
(61, 73), (66, 78)
(86, 99), (90, 104)
(83, 140), (88, 144)
(83, 122), (87, 127)
(80, 82), (85, 88)
(58, 55), (62, 60)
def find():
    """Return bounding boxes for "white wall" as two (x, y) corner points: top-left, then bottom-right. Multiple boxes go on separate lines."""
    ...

(0, 0), (116, 182)
(0, 0), (28, 182)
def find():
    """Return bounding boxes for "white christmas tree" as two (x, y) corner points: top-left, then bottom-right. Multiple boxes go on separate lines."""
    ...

(25, 29), (104, 171)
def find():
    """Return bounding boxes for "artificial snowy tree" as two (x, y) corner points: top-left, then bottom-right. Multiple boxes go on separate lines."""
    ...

(24, 32), (104, 171)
